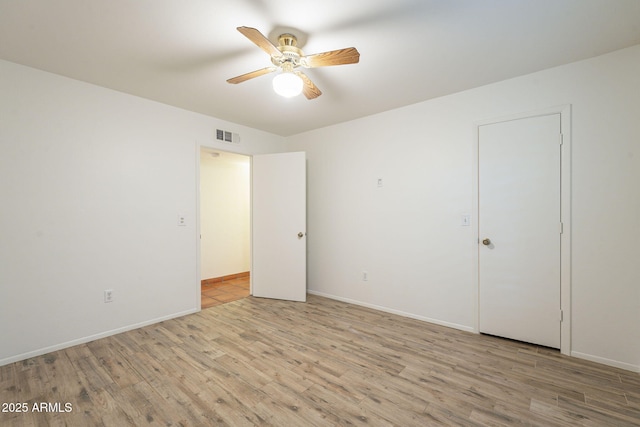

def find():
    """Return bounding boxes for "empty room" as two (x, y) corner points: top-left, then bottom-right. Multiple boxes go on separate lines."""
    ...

(1, 1), (639, 425)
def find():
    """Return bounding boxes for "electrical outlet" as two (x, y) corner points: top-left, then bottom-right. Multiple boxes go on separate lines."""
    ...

(104, 289), (113, 303)
(362, 271), (368, 281)
(177, 213), (186, 226)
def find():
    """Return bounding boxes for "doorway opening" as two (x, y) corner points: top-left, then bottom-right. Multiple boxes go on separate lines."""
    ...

(198, 147), (251, 309)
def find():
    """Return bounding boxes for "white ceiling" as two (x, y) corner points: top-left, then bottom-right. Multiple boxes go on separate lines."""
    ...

(1, 0), (639, 136)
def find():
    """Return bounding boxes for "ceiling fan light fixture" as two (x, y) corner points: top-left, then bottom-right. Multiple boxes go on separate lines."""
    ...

(228, 27), (358, 99)
(272, 71), (303, 98)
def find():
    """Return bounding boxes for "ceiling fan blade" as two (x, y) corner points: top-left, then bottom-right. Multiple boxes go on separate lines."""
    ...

(295, 72), (322, 100)
(237, 26), (282, 58)
(303, 47), (360, 68)
(227, 67), (277, 84)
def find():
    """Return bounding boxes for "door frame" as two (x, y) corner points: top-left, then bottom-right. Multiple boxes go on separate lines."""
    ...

(472, 105), (572, 355)
(195, 143), (253, 309)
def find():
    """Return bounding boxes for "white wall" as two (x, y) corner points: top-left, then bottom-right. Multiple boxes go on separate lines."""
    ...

(286, 45), (640, 372)
(200, 151), (250, 279)
(0, 60), (285, 365)
(3, 45), (639, 372)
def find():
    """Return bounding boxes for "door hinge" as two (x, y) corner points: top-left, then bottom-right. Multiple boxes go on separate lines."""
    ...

(559, 310), (564, 322)
(559, 222), (563, 234)
(559, 133), (564, 145)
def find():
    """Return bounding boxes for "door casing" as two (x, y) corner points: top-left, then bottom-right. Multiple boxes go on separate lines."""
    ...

(472, 105), (572, 355)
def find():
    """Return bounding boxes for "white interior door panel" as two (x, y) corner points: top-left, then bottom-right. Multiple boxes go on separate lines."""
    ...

(478, 114), (561, 348)
(252, 152), (306, 302)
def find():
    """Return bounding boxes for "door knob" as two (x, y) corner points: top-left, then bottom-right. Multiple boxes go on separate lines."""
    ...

(482, 238), (491, 246)
(298, 232), (304, 238)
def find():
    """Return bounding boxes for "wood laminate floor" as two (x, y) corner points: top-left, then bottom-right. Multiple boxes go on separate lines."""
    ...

(1, 295), (639, 426)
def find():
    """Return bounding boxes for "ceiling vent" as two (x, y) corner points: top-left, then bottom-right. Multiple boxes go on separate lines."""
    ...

(216, 129), (240, 144)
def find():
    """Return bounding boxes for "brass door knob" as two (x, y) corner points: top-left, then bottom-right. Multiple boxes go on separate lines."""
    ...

(482, 238), (491, 246)
(298, 232), (304, 238)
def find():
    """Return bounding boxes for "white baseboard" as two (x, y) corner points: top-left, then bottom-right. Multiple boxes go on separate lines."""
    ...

(571, 351), (640, 373)
(308, 289), (475, 334)
(0, 308), (198, 367)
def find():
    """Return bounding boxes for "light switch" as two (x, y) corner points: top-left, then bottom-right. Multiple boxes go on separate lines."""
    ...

(461, 214), (471, 226)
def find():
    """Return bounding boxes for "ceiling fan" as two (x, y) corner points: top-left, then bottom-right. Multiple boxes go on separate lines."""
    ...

(227, 26), (360, 99)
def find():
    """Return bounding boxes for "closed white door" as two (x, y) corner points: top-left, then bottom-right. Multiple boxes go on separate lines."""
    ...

(252, 152), (306, 302)
(478, 114), (561, 348)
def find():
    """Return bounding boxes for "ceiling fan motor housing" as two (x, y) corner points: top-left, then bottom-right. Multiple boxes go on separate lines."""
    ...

(271, 34), (303, 68)
(278, 33), (298, 47)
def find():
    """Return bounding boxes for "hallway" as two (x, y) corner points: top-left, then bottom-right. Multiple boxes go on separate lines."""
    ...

(201, 274), (250, 308)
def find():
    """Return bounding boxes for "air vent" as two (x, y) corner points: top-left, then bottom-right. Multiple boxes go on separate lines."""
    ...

(216, 129), (240, 144)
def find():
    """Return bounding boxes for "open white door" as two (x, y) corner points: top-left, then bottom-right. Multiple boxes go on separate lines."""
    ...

(478, 114), (561, 348)
(252, 152), (306, 302)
